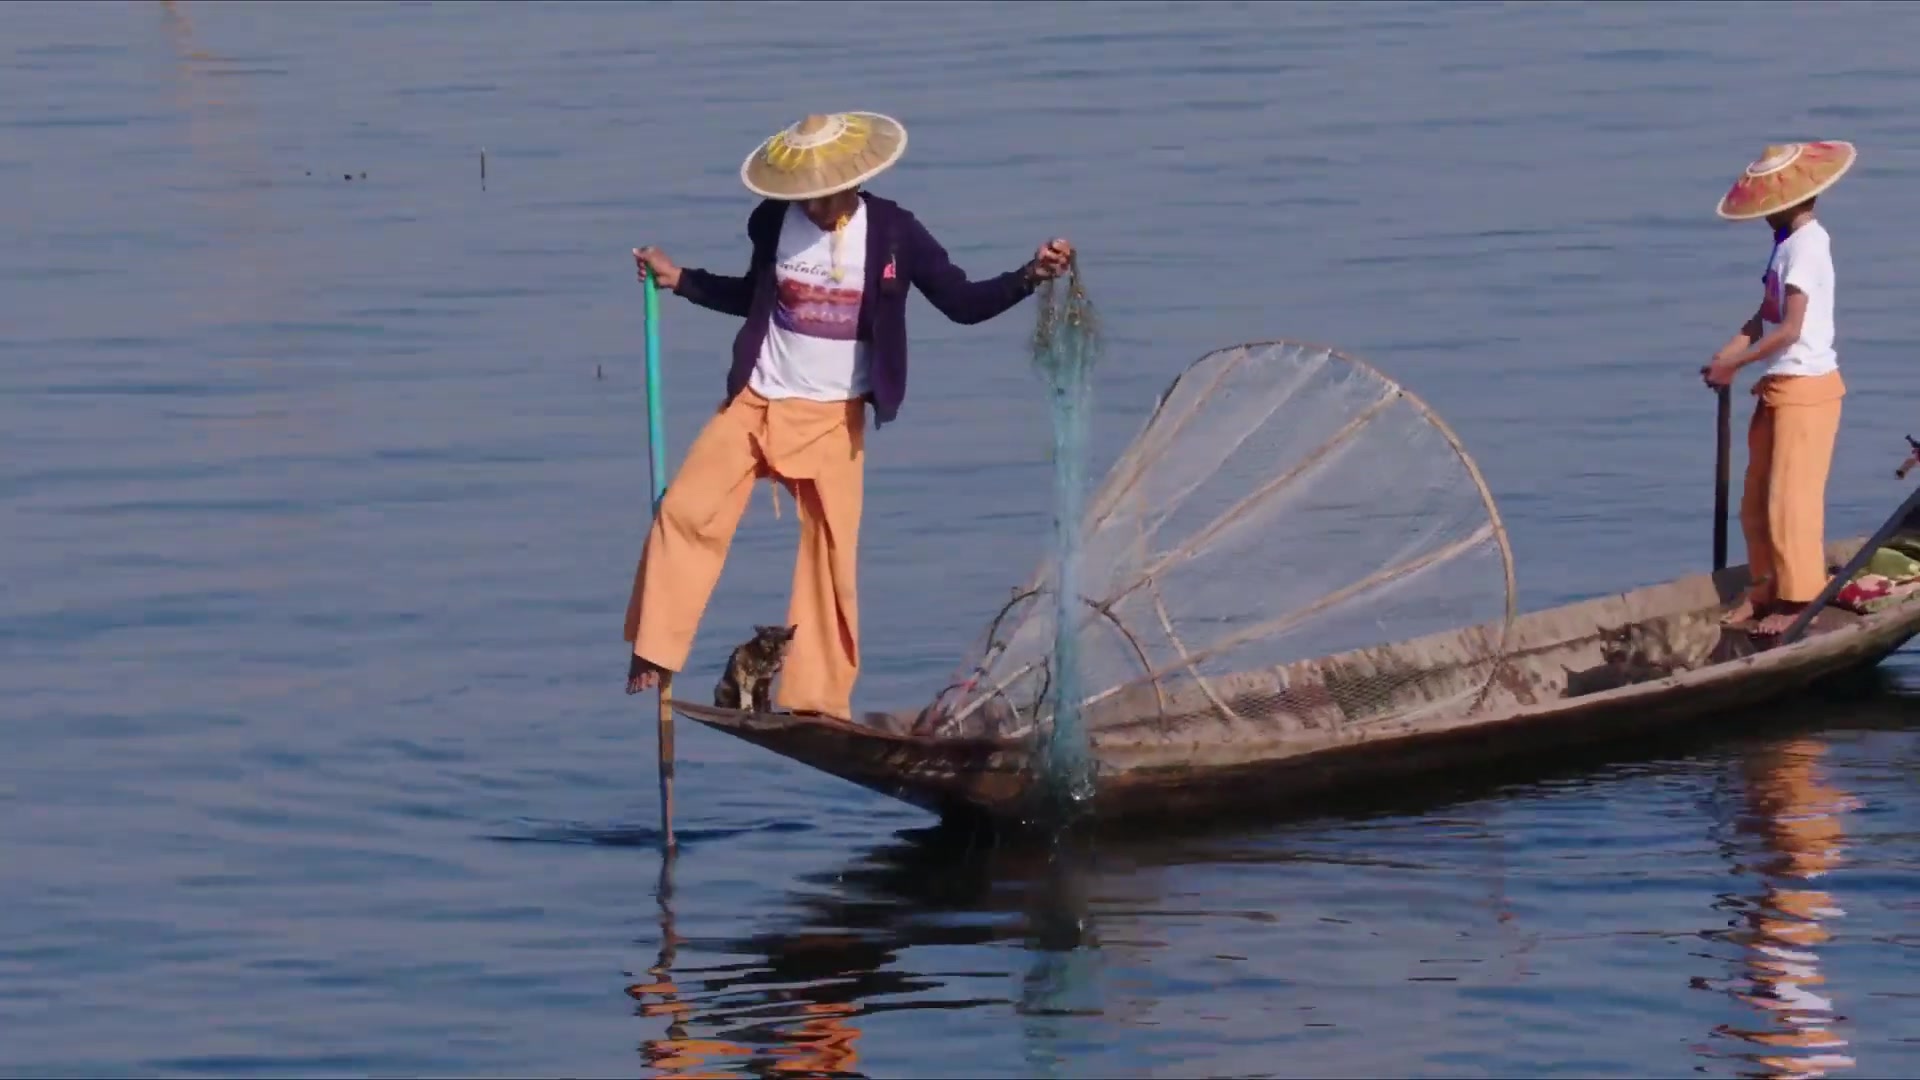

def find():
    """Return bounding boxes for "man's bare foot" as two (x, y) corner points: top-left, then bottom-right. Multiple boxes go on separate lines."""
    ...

(1721, 594), (1763, 626)
(626, 654), (668, 695)
(1753, 603), (1809, 639)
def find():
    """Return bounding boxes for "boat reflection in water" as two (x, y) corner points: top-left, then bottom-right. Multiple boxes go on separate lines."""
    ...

(1704, 737), (1860, 1079)
(619, 717), (1890, 1077)
(623, 828), (1112, 1079)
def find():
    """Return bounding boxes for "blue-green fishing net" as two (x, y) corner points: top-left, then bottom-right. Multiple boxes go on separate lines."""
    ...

(1028, 256), (1102, 812)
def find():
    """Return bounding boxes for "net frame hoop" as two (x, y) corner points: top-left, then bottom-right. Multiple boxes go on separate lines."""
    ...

(1119, 338), (1521, 719)
(941, 337), (1521, 735)
(931, 588), (1168, 734)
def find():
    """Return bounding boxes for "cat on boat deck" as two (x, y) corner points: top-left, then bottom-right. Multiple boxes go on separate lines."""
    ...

(1562, 610), (1762, 698)
(713, 624), (797, 714)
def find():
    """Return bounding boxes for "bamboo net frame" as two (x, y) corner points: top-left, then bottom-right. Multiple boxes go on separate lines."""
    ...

(929, 339), (1521, 741)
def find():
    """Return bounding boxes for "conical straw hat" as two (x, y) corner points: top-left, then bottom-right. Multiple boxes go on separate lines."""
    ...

(1716, 140), (1857, 221)
(739, 112), (908, 201)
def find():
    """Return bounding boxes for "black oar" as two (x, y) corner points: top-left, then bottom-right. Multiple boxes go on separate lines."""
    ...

(1703, 383), (1759, 666)
(1714, 386), (1732, 572)
(1776, 451), (1920, 647)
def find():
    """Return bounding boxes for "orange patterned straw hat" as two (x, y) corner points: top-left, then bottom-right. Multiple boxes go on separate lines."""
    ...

(1716, 140), (1857, 221)
(739, 112), (908, 201)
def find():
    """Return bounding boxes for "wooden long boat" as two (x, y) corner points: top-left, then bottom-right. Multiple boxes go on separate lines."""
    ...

(664, 336), (1920, 831)
(674, 524), (1920, 830)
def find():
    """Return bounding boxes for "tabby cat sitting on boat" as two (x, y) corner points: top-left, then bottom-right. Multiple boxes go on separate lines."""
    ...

(1562, 612), (1761, 699)
(713, 624), (798, 715)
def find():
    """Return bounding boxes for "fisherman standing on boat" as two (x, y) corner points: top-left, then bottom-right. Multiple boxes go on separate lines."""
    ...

(1703, 141), (1856, 639)
(622, 112), (1075, 722)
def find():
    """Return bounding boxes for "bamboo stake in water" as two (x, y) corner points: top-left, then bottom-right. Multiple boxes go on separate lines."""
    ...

(641, 265), (675, 852)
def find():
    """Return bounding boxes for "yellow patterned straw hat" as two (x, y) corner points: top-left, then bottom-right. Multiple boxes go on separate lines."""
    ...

(739, 112), (908, 201)
(1716, 140), (1857, 221)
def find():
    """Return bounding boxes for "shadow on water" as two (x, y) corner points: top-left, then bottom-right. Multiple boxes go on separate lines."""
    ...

(485, 820), (816, 850)
(623, 669), (1917, 1078)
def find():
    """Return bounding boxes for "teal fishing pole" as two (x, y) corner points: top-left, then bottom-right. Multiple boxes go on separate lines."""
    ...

(644, 268), (668, 512)
(641, 265), (677, 852)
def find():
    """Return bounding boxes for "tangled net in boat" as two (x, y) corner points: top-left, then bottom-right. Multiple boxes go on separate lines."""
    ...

(922, 340), (1519, 750)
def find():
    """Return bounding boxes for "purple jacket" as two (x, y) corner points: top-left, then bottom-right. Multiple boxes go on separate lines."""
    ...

(672, 191), (1039, 427)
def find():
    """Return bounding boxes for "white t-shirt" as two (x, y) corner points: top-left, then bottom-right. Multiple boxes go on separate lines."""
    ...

(748, 202), (871, 402)
(1758, 219), (1838, 378)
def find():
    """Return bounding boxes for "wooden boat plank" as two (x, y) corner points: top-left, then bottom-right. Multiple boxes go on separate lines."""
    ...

(670, 702), (1031, 817)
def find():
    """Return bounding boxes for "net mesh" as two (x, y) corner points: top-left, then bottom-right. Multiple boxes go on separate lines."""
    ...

(921, 340), (1518, 745)
(1028, 255), (1100, 809)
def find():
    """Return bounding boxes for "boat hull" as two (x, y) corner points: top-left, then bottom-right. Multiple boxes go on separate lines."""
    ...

(673, 536), (1920, 828)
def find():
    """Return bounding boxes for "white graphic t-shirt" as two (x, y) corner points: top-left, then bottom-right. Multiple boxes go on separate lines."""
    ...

(1759, 219), (1838, 379)
(748, 202), (870, 402)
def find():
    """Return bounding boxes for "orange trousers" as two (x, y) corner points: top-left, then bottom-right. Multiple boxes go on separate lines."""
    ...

(1742, 370), (1846, 605)
(623, 388), (865, 719)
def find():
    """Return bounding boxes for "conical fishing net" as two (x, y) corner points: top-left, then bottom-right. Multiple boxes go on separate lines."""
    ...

(923, 340), (1519, 753)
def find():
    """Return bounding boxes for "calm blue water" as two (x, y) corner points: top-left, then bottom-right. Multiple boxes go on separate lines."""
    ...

(5, 2), (1918, 1076)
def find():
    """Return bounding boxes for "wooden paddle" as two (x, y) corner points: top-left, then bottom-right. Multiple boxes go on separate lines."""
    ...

(1714, 385), (1732, 572)
(641, 265), (676, 852)
(1706, 382), (1759, 666)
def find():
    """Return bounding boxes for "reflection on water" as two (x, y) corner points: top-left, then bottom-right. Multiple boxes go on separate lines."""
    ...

(1702, 739), (1861, 1079)
(629, 830), (1095, 1079)
(630, 858), (758, 1079)
(1015, 841), (1107, 1080)
(617, 693), (1917, 1079)
(630, 847), (885, 1078)
(622, 813), (1528, 1079)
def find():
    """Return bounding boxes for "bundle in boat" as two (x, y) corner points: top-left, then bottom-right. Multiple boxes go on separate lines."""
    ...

(920, 340), (1520, 749)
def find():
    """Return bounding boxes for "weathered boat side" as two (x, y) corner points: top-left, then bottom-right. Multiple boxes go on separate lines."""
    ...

(674, 536), (1920, 826)
(667, 704), (1036, 819)
(1090, 591), (1917, 822)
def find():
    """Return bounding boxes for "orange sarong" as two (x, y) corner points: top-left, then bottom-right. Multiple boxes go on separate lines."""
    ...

(1741, 370), (1846, 605)
(623, 388), (865, 719)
